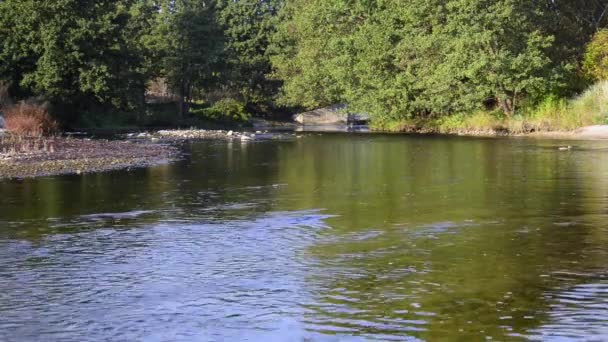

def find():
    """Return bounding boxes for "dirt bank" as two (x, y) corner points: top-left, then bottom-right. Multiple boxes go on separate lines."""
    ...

(515, 125), (608, 140)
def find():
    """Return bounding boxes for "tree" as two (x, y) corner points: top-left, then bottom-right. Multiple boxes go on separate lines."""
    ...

(0, 0), (155, 113)
(427, 0), (559, 116)
(271, 0), (576, 121)
(148, 0), (225, 118)
(270, 0), (363, 110)
(215, 0), (283, 113)
(583, 29), (608, 80)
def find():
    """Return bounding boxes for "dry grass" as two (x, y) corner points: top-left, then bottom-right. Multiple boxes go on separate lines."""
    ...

(0, 135), (57, 156)
(4, 102), (58, 137)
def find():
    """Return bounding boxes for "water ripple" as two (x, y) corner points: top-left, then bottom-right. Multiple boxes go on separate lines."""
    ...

(0, 210), (331, 342)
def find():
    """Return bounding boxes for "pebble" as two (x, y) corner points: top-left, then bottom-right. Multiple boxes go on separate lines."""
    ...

(149, 129), (295, 142)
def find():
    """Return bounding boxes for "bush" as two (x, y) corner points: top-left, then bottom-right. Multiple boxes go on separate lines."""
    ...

(191, 98), (250, 123)
(583, 29), (608, 81)
(568, 80), (608, 125)
(4, 102), (58, 137)
(371, 82), (608, 134)
(526, 95), (570, 131)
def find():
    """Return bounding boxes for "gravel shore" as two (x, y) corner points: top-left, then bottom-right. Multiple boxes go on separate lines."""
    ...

(127, 129), (298, 141)
(0, 137), (178, 179)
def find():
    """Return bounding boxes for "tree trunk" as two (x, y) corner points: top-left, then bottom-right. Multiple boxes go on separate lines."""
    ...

(498, 93), (515, 117)
(179, 80), (186, 120)
(498, 98), (512, 117)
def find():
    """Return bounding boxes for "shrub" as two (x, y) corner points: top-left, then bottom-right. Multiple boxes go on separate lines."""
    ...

(433, 111), (503, 133)
(568, 80), (608, 125)
(191, 98), (250, 123)
(583, 29), (608, 81)
(4, 102), (58, 137)
(526, 95), (569, 131)
(515, 83), (607, 131)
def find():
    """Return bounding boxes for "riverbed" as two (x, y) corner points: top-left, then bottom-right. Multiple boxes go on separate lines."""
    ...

(1, 133), (607, 341)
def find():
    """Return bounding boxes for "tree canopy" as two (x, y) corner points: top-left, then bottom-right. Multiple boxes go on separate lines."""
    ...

(272, 0), (604, 121)
(0, 0), (154, 111)
(0, 0), (606, 124)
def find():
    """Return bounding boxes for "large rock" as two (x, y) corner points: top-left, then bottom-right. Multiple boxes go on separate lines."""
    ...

(293, 104), (369, 125)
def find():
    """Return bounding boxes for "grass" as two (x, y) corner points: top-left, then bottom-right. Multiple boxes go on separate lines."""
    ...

(372, 81), (608, 134)
(3, 102), (58, 137)
(0, 135), (57, 156)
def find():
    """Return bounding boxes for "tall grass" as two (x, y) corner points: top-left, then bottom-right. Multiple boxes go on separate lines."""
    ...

(568, 81), (608, 125)
(521, 82), (608, 131)
(437, 111), (503, 134)
(0, 135), (57, 155)
(4, 102), (58, 137)
(372, 81), (608, 134)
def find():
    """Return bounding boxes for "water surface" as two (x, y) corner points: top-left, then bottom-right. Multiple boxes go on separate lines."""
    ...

(1, 134), (607, 341)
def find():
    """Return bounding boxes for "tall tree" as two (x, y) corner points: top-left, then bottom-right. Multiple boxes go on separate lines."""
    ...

(0, 0), (155, 112)
(271, 0), (574, 120)
(216, 0), (283, 113)
(149, 0), (224, 118)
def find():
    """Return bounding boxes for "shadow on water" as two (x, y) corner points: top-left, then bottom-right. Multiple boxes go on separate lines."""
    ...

(0, 134), (607, 341)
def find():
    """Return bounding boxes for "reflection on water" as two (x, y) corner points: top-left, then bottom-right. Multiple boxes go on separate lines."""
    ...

(1, 134), (608, 341)
(0, 210), (330, 341)
(530, 281), (608, 340)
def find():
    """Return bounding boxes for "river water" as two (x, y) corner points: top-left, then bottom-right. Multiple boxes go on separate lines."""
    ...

(1, 134), (607, 341)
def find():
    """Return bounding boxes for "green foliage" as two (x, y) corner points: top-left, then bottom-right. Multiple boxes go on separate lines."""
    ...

(568, 80), (608, 124)
(373, 82), (608, 134)
(0, 0), (605, 128)
(271, 0), (589, 121)
(583, 29), (608, 81)
(0, 0), (154, 111)
(146, 0), (225, 116)
(191, 98), (251, 123)
(76, 110), (139, 130)
(74, 102), (216, 129)
(216, 0), (283, 111)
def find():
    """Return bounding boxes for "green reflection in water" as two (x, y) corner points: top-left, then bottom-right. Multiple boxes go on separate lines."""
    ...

(0, 134), (607, 340)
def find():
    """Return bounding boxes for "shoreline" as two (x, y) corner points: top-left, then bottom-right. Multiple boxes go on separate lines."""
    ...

(2, 124), (607, 180)
(0, 136), (178, 180)
(367, 124), (608, 140)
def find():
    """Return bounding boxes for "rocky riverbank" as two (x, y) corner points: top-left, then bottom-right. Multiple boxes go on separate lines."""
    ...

(0, 136), (178, 179)
(3, 123), (606, 181)
(128, 129), (298, 142)
(0, 128), (302, 180)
